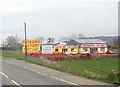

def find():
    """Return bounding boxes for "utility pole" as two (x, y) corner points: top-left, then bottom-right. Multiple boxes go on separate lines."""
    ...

(24, 22), (27, 60)
(15, 34), (18, 52)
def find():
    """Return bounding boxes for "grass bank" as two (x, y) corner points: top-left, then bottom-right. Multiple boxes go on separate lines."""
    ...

(1, 50), (58, 68)
(58, 59), (119, 84)
(1, 50), (120, 84)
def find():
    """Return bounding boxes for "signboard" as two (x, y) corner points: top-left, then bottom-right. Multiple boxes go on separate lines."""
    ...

(81, 44), (106, 48)
(42, 45), (53, 54)
(22, 40), (40, 53)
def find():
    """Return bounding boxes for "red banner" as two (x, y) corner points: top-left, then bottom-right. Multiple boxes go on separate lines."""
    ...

(82, 44), (106, 47)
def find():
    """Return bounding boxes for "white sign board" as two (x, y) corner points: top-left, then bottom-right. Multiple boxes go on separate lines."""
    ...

(42, 45), (53, 54)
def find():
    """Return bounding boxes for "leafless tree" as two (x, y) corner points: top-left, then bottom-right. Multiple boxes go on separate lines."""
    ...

(2, 36), (20, 50)
(47, 37), (54, 44)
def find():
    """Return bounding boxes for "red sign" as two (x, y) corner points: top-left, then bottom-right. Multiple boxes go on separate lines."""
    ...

(82, 44), (106, 47)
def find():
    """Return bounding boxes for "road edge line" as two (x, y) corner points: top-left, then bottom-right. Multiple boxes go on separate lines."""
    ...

(1, 72), (8, 78)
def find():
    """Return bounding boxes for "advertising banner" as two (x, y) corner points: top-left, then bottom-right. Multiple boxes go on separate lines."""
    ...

(22, 40), (40, 53)
(82, 44), (106, 48)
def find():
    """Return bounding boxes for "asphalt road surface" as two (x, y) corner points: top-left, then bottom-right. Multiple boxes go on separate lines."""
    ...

(1, 56), (114, 86)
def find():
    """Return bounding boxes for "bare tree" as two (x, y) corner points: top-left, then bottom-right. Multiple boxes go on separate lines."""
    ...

(2, 36), (19, 50)
(1, 40), (8, 49)
(47, 37), (54, 44)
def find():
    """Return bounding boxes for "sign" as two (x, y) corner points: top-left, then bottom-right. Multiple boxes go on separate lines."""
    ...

(22, 40), (40, 53)
(42, 45), (53, 54)
(82, 44), (106, 48)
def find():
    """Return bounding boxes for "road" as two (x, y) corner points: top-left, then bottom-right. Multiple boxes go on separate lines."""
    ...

(1, 56), (114, 86)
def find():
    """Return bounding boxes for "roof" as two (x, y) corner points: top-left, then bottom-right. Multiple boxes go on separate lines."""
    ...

(66, 40), (80, 45)
(73, 38), (107, 44)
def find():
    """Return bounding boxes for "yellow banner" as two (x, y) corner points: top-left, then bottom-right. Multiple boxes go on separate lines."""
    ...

(22, 40), (40, 53)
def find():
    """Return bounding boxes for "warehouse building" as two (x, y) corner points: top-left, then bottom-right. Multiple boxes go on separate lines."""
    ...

(66, 38), (107, 54)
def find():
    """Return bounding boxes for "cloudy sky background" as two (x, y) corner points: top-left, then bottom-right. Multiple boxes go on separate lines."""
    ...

(0, 0), (119, 44)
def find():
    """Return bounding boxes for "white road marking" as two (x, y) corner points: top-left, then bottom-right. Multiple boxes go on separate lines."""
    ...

(40, 72), (47, 76)
(3, 60), (78, 85)
(12, 80), (21, 87)
(50, 76), (78, 85)
(1, 72), (8, 78)
(1, 72), (22, 87)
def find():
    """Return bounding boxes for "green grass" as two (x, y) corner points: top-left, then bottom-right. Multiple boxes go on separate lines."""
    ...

(1, 50), (63, 71)
(1, 51), (26, 60)
(1, 50), (119, 84)
(1, 50), (48, 66)
(58, 59), (119, 83)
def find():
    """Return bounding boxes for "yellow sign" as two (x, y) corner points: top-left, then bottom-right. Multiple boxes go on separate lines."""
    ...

(22, 40), (40, 53)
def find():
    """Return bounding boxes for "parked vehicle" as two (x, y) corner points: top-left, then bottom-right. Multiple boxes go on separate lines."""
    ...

(81, 50), (89, 54)
(106, 50), (115, 54)
(71, 50), (77, 55)
(65, 51), (70, 55)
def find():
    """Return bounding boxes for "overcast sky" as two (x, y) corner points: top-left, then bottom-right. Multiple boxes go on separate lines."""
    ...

(0, 0), (119, 44)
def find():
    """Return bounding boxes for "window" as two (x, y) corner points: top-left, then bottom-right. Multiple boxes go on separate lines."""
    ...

(83, 48), (87, 51)
(55, 49), (58, 52)
(101, 48), (105, 52)
(62, 49), (67, 53)
(71, 48), (74, 51)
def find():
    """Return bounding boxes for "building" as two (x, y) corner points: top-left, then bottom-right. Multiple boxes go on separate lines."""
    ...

(52, 42), (78, 54)
(66, 38), (107, 54)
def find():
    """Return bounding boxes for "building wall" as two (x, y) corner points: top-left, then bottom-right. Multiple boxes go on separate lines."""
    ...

(79, 48), (90, 53)
(52, 45), (78, 53)
(52, 43), (107, 54)
(79, 44), (107, 53)
(97, 47), (107, 53)
(79, 47), (107, 54)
